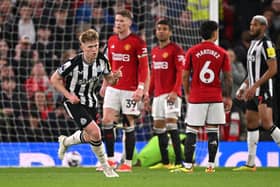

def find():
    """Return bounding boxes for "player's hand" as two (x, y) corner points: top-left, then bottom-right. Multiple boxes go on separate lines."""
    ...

(245, 86), (257, 100)
(132, 88), (144, 102)
(112, 66), (123, 83)
(235, 88), (244, 100)
(167, 91), (177, 103)
(223, 97), (232, 112)
(67, 93), (80, 104)
(143, 92), (151, 111)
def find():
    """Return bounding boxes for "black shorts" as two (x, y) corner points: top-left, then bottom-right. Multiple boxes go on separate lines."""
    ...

(246, 95), (273, 112)
(63, 101), (98, 128)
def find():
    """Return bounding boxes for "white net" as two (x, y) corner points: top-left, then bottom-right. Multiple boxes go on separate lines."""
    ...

(0, 0), (213, 166)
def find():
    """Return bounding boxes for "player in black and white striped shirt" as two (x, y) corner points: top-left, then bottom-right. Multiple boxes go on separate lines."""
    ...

(234, 15), (280, 171)
(51, 29), (122, 177)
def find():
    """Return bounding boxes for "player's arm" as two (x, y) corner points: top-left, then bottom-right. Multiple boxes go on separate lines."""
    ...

(133, 45), (149, 102)
(182, 69), (190, 102)
(245, 58), (277, 100)
(221, 51), (233, 111)
(100, 45), (116, 96)
(182, 51), (191, 102)
(236, 77), (249, 100)
(144, 67), (150, 97)
(104, 66), (123, 86)
(169, 52), (185, 102)
(142, 67), (151, 111)
(50, 71), (80, 104)
(222, 71), (233, 111)
(254, 58), (277, 88)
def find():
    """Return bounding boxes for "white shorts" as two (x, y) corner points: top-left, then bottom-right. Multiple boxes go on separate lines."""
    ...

(152, 93), (182, 120)
(103, 86), (141, 115)
(185, 102), (225, 126)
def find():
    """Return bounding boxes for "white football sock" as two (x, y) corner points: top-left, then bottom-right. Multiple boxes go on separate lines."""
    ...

(91, 142), (108, 167)
(64, 130), (82, 146)
(247, 130), (259, 166)
(270, 126), (280, 146)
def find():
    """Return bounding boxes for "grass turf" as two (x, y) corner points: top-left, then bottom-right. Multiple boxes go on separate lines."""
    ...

(0, 167), (279, 187)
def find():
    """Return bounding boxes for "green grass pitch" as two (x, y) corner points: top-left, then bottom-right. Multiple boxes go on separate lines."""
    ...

(0, 167), (279, 187)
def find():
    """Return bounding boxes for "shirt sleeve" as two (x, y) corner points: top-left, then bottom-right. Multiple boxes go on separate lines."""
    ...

(102, 54), (112, 75)
(172, 46), (185, 92)
(57, 60), (72, 77)
(136, 38), (149, 84)
(263, 40), (276, 60)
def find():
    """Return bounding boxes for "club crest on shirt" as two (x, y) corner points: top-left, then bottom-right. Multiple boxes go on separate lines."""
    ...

(162, 52), (169, 58)
(124, 44), (131, 51)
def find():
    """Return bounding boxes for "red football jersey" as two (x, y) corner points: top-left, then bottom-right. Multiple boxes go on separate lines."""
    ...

(185, 41), (231, 103)
(107, 33), (148, 91)
(150, 42), (185, 97)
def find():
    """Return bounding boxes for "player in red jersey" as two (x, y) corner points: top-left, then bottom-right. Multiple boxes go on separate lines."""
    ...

(172, 20), (232, 173)
(146, 19), (184, 170)
(100, 9), (149, 172)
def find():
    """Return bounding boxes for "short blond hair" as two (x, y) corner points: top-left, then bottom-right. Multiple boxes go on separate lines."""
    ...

(116, 9), (133, 20)
(79, 29), (99, 43)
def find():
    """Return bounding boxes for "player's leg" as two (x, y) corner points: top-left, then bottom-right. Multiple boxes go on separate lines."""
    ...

(166, 120), (182, 167)
(233, 99), (259, 171)
(102, 108), (119, 165)
(205, 126), (219, 172)
(171, 103), (207, 173)
(258, 100), (280, 146)
(166, 96), (182, 168)
(116, 114), (135, 172)
(58, 130), (83, 160)
(116, 90), (141, 172)
(149, 94), (171, 169)
(204, 103), (225, 173)
(102, 87), (121, 167)
(58, 102), (88, 160)
(84, 121), (119, 177)
(149, 119), (170, 169)
(172, 125), (198, 173)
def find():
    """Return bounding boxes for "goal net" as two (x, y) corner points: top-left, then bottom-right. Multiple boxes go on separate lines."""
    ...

(0, 0), (217, 167)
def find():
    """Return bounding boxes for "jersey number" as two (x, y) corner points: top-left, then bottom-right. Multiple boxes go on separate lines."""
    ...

(125, 99), (137, 109)
(199, 60), (215, 84)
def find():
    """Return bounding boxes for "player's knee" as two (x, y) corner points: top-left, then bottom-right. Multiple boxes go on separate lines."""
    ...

(102, 116), (114, 125)
(262, 120), (273, 130)
(85, 126), (102, 141)
(88, 130), (101, 141)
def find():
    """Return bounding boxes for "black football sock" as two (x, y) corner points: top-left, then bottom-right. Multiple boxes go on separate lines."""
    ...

(169, 130), (182, 165)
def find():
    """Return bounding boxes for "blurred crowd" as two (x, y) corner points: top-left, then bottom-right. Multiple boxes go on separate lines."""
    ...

(0, 0), (279, 142)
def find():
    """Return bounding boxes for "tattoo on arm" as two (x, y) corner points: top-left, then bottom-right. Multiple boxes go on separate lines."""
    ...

(223, 71), (233, 97)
